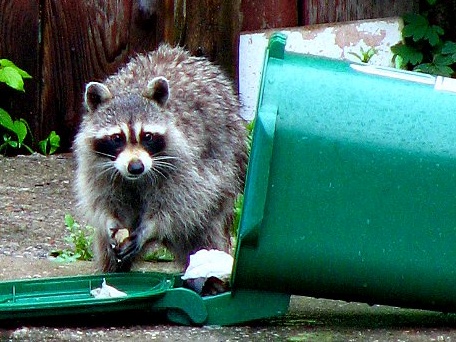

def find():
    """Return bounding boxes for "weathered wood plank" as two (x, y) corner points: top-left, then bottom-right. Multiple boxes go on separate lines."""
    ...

(302, 0), (418, 25)
(241, 0), (298, 31)
(176, 0), (240, 76)
(40, 0), (163, 149)
(0, 0), (40, 140)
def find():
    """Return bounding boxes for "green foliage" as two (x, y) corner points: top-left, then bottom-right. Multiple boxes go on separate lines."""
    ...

(0, 59), (31, 92)
(392, 11), (456, 77)
(231, 120), (255, 237)
(232, 194), (244, 236)
(402, 13), (443, 46)
(143, 247), (175, 262)
(0, 109), (34, 154)
(348, 46), (377, 63)
(391, 44), (423, 66)
(0, 59), (60, 155)
(51, 214), (94, 262)
(38, 130), (61, 155)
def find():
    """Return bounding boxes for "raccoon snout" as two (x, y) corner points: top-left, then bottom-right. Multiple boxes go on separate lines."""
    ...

(127, 159), (145, 175)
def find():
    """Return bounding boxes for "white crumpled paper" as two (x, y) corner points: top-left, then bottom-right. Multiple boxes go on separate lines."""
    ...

(181, 249), (233, 295)
(90, 278), (128, 299)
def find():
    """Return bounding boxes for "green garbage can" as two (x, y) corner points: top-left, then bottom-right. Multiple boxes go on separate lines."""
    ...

(233, 33), (456, 312)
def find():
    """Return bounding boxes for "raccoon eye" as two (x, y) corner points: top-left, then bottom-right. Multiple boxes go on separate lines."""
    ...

(110, 134), (126, 148)
(143, 132), (153, 142)
(111, 134), (124, 143)
(141, 132), (166, 155)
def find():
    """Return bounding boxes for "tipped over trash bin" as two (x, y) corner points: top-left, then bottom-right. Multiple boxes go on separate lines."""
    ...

(233, 32), (456, 312)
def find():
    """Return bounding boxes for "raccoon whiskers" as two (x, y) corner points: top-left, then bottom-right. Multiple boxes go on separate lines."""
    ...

(96, 160), (120, 182)
(153, 155), (179, 172)
(94, 150), (116, 160)
(145, 169), (160, 184)
(149, 165), (167, 181)
(147, 155), (179, 181)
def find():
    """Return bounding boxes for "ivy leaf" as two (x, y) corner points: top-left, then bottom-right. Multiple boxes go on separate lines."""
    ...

(414, 63), (454, 77)
(441, 41), (456, 60)
(0, 67), (25, 91)
(0, 108), (14, 131)
(13, 120), (28, 144)
(428, 25), (444, 46)
(38, 139), (48, 155)
(433, 54), (455, 66)
(0, 59), (31, 78)
(48, 131), (60, 154)
(391, 43), (423, 66)
(403, 14), (429, 41)
(402, 13), (444, 46)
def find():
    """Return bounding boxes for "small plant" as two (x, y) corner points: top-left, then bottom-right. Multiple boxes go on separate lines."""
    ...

(348, 46), (377, 63)
(50, 214), (94, 262)
(391, 8), (456, 77)
(143, 247), (175, 262)
(38, 130), (61, 155)
(0, 59), (60, 155)
(0, 108), (34, 154)
(0, 60), (34, 154)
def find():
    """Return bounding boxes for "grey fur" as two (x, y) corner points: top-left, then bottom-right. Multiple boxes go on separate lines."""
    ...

(73, 44), (248, 272)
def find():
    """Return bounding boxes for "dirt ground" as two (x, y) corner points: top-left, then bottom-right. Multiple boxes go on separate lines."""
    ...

(1, 153), (456, 341)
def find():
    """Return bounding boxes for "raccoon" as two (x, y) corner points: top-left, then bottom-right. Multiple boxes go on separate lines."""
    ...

(73, 44), (248, 273)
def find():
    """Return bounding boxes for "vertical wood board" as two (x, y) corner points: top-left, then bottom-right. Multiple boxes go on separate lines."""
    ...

(240, 0), (298, 31)
(41, 0), (162, 148)
(302, 0), (418, 25)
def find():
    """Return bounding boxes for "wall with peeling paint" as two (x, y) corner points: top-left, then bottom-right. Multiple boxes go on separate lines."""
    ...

(239, 18), (404, 120)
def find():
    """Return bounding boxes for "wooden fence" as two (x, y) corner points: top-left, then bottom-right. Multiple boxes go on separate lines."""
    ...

(0, 0), (417, 150)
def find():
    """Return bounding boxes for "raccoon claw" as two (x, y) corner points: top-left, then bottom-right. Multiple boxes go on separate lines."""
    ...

(115, 233), (141, 263)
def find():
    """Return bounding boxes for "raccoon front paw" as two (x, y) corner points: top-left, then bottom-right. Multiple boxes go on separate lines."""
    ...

(114, 232), (141, 270)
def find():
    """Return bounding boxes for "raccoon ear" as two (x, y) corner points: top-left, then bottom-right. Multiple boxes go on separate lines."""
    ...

(143, 76), (169, 106)
(84, 82), (113, 112)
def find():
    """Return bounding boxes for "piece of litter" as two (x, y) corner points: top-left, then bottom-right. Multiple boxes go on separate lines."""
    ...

(182, 249), (233, 295)
(90, 278), (128, 299)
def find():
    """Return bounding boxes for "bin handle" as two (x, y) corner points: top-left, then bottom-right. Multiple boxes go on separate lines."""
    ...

(240, 107), (277, 247)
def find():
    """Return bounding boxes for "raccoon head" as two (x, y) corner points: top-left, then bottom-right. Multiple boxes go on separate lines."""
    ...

(84, 76), (169, 112)
(84, 77), (175, 181)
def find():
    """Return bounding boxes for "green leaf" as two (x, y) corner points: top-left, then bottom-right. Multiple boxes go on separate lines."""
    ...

(7, 140), (18, 148)
(38, 139), (48, 155)
(64, 214), (76, 229)
(426, 0), (437, 4)
(0, 59), (31, 78)
(13, 120), (27, 143)
(403, 14), (429, 41)
(414, 63), (454, 77)
(48, 131), (60, 153)
(402, 14), (444, 46)
(38, 131), (60, 155)
(391, 43), (423, 66)
(428, 25), (444, 46)
(0, 108), (14, 131)
(441, 41), (456, 60)
(434, 54), (455, 66)
(0, 66), (25, 91)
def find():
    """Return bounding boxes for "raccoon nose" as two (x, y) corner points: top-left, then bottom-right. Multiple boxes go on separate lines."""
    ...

(127, 159), (145, 175)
